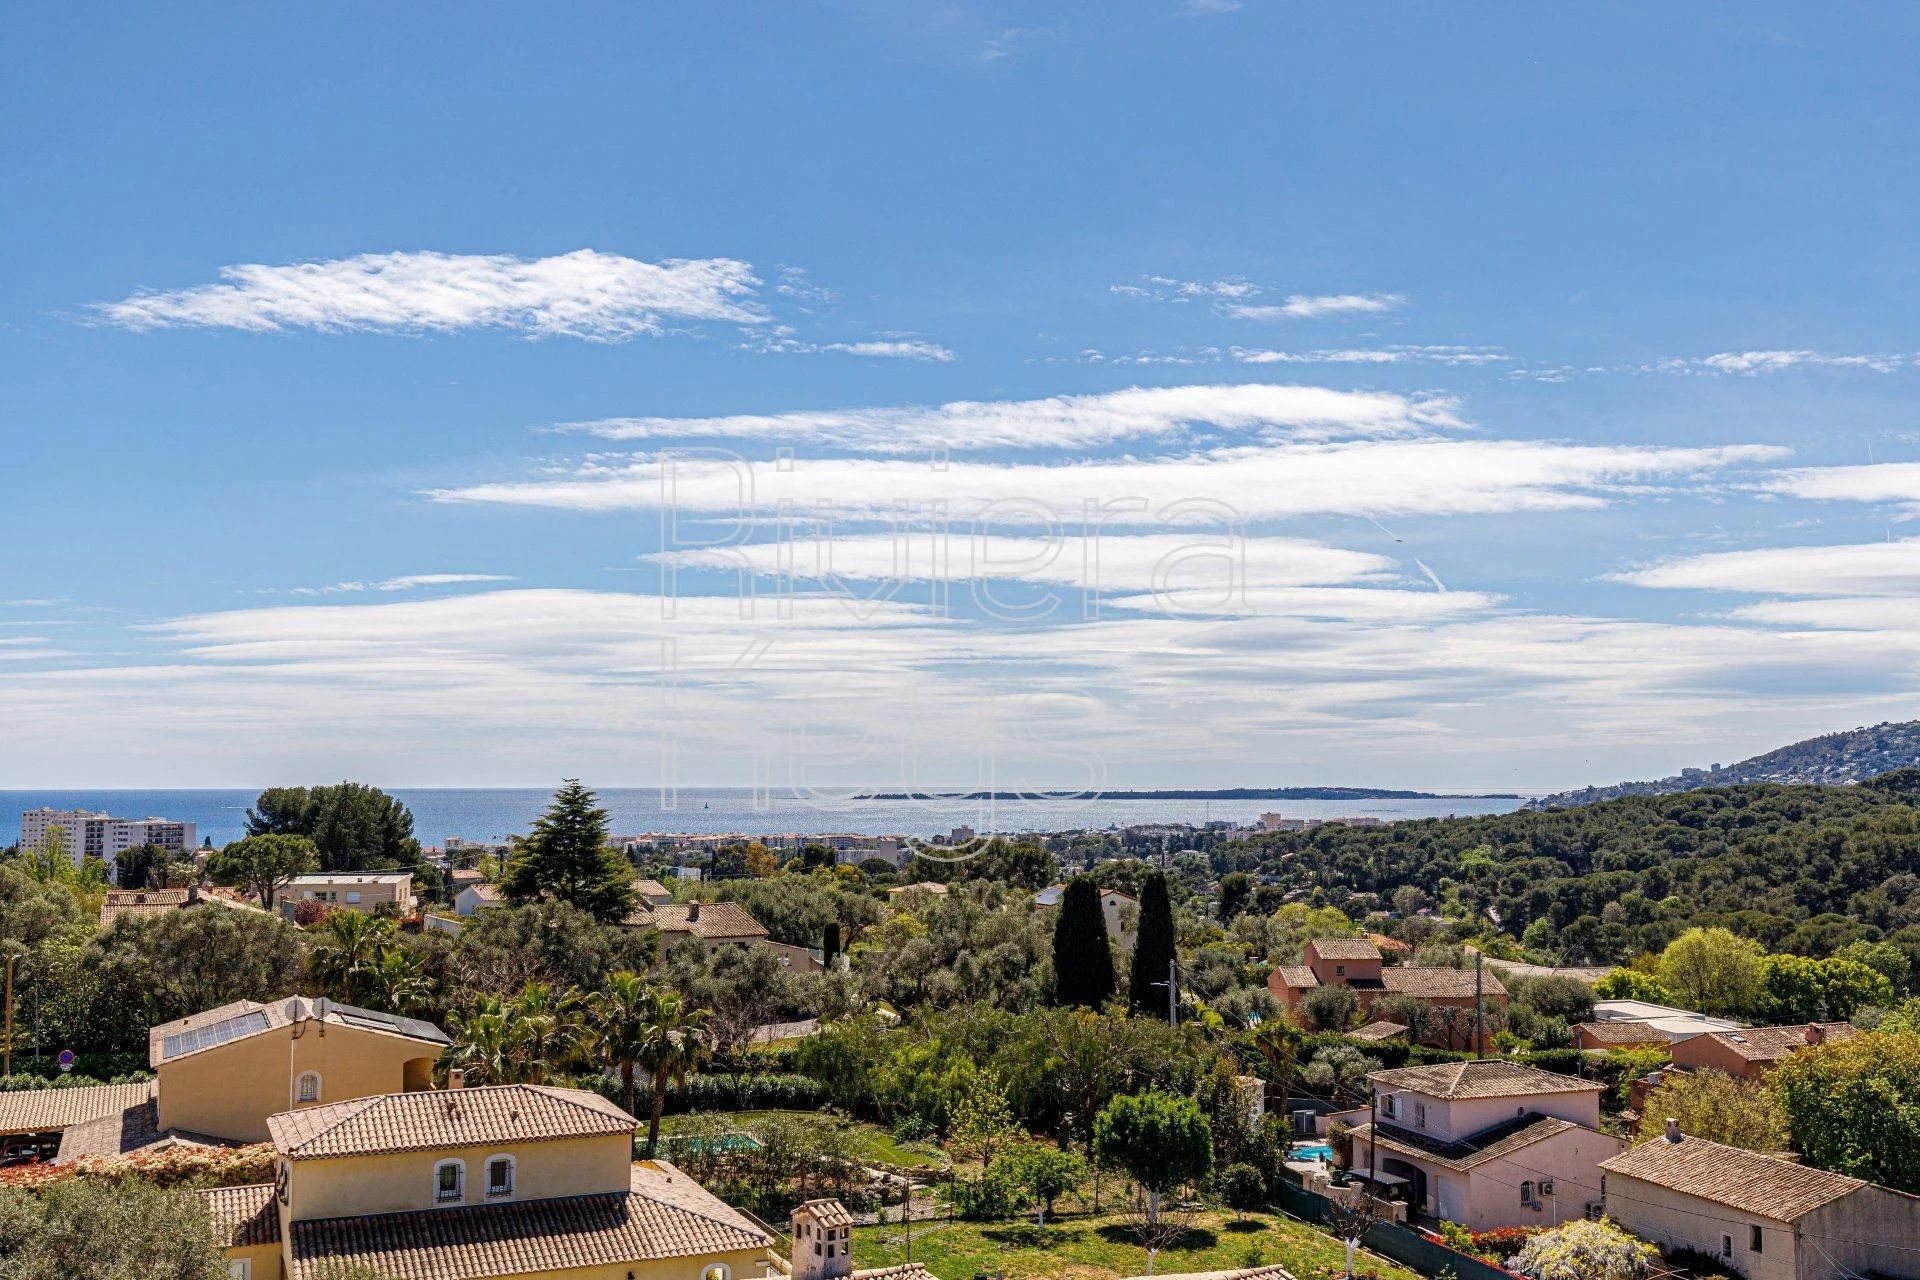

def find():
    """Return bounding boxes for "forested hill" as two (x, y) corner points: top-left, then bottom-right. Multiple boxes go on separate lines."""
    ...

(1232, 771), (1920, 967)
(1529, 719), (1920, 809)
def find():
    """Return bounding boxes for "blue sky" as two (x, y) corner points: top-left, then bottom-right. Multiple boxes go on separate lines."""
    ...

(6, 2), (1920, 790)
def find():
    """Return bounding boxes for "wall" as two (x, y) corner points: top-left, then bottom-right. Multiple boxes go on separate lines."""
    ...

(158, 1023), (439, 1144)
(1670, 1036), (1765, 1080)
(1800, 1185), (1920, 1280)
(1603, 1173), (1796, 1280)
(1354, 1123), (1621, 1233)
(1275, 1179), (1515, 1280)
(222, 1240), (282, 1280)
(285, 1132), (632, 1221)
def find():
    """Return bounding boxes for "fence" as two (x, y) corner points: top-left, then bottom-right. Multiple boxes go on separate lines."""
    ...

(1276, 1179), (1516, 1280)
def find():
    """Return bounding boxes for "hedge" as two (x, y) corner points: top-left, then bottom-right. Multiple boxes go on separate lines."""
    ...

(584, 1071), (828, 1115)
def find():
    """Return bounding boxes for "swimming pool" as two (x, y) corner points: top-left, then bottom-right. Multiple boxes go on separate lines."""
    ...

(1291, 1143), (1334, 1162)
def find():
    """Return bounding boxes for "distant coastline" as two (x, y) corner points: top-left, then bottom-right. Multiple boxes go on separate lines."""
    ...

(855, 787), (1525, 801)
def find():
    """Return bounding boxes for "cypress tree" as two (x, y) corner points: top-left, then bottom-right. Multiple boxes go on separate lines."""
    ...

(823, 922), (842, 969)
(502, 780), (638, 923)
(1129, 871), (1177, 1020)
(1052, 876), (1116, 1007)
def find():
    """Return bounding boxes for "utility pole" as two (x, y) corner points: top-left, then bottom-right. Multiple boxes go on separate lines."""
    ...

(3, 953), (15, 1078)
(1473, 952), (1484, 1058)
(1167, 957), (1178, 1028)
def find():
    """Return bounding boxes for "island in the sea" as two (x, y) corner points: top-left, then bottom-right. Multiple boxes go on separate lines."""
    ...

(854, 786), (1524, 800)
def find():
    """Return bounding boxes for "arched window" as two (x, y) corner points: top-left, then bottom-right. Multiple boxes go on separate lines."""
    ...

(295, 1071), (322, 1104)
(434, 1158), (466, 1204)
(484, 1154), (516, 1198)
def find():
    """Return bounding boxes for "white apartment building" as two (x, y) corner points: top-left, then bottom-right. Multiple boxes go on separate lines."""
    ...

(19, 807), (198, 872)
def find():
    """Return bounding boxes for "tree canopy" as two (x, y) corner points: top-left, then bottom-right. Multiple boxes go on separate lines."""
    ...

(246, 782), (420, 872)
(1052, 876), (1116, 1009)
(1128, 872), (1176, 1020)
(501, 781), (638, 923)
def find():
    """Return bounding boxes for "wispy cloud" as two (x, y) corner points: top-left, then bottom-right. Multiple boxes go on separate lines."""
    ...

(821, 339), (956, 362)
(272, 573), (516, 598)
(1767, 462), (1920, 510)
(1177, 0), (1245, 14)
(1113, 276), (1404, 321)
(1227, 293), (1406, 321)
(92, 250), (766, 340)
(1676, 350), (1911, 375)
(1231, 344), (1509, 367)
(555, 384), (1462, 453)
(432, 439), (1786, 521)
(1615, 539), (1920, 596)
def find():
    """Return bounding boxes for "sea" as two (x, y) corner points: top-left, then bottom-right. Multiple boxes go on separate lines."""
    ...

(0, 788), (1527, 849)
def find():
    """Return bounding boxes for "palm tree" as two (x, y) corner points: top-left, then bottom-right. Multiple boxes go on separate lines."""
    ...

(364, 947), (432, 1017)
(447, 996), (526, 1085)
(306, 911), (399, 1004)
(586, 973), (712, 1152)
(508, 982), (583, 1084)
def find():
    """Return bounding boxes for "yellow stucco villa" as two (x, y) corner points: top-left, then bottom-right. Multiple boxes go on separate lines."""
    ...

(200, 1080), (789, 1280)
(0, 995), (450, 1162)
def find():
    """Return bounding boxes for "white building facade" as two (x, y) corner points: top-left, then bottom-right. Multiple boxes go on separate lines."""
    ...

(19, 807), (198, 871)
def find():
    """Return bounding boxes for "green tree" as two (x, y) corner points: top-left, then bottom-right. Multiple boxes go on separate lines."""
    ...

(450, 901), (656, 997)
(86, 908), (305, 1052)
(1772, 1030), (1920, 1193)
(1761, 953), (1894, 1023)
(1299, 984), (1361, 1032)
(207, 834), (318, 908)
(501, 781), (638, 923)
(586, 972), (711, 1152)
(1836, 939), (1914, 997)
(0, 1173), (227, 1279)
(1635, 1071), (1788, 1151)
(246, 783), (420, 872)
(1053, 876), (1117, 1009)
(1128, 873), (1177, 1020)
(1657, 928), (1763, 1016)
(1093, 1089), (1213, 1226)
(1217, 872), (1254, 923)
(1000, 1140), (1086, 1225)
(306, 910), (402, 1005)
(1593, 968), (1669, 1003)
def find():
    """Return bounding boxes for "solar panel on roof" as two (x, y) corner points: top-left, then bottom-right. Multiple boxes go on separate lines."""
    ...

(161, 1010), (271, 1061)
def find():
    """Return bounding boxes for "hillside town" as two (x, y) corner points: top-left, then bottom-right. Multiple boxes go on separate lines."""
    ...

(3, 773), (1918, 1280)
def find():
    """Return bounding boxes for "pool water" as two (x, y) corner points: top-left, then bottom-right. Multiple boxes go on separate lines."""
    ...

(1291, 1143), (1334, 1162)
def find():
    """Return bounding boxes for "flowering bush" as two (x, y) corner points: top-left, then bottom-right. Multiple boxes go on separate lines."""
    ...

(0, 1142), (275, 1191)
(1473, 1226), (1544, 1260)
(1509, 1218), (1657, 1280)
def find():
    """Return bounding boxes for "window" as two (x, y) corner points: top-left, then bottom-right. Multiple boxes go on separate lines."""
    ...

(228, 1262), (252, 1280)
(1335, 965), (1345, 976)
(295, 1071), (321, 1103)
(1721, 1235), (1733, 1258)
(1380, 1095), (1397, 1118)
(486, 1155), (515, 1198)
(435, 1159), (465, 1204)
(1413, 1102), (1426, 1128)
(1520, 1181), (1534, 1204)
(703, 1267), (732, 1280)
(1750, 1225), (1763, 1253)
(346, 891), (361, 904)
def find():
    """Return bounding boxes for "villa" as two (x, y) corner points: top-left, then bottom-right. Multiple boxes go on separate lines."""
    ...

(1032, 883), (1139, 948)
(1344, 1059), (1624, 1230)
(1268, 939), (1507, 1050)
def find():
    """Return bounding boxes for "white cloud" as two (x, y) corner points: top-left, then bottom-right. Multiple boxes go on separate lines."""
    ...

(1616, 539), (1920, 597)
(1178, 0), (1244, 13)
(275, 573), (518, 598)
(92, 250), (766, 340)
(821, 339), (957, 362)
(431, 439), (1786, 521)
(1684, 350), (1911, 375)
(556, 383), (1462, 453)
(1232, 345), (1509, 367)
(1226, 293), (1406, 321)
(1767, 462), (1920, 510)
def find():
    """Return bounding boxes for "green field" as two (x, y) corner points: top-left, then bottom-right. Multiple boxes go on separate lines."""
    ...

(851, 1208), (1420, 1280)
(656, 1109), (950, 1170)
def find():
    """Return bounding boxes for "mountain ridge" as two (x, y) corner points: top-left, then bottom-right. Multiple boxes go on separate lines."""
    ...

(1530, 719), (1920, 809)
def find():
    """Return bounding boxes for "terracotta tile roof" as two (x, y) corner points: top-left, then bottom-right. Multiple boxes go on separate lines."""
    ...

(1602, 1135), (1877, 1222)
(1575, 1020), (1669, 1046)
(1367, 932), (1413, 953)
(634, 878), (672, 898)
(198, 1183), (280, 1248)
(1370, 1059), (1598, 1100)
(286, 1163), (773, 1280)
(448, 869), (486, 886)
(269, 1084), (636, 1160)
(1350, 1114), (1590, 1172)
(1380, 966), (1507, 999)
(1348, 1021), (1409, 1042)
(1699, 1023), (1858, 1062)
(100, 888), (199, 926)
(1310, 938), (1382, 962)
(1120, 1266), (1296, 1280)
(855, 1266), (941, 1280)
(0, 1081), (155, 1136)
(628, 901), (769, 941)
(797, 1198), (856, 1228)
(1271, 965), (1319, 991)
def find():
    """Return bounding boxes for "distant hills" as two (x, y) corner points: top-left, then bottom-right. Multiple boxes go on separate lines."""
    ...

(1530, 719), (1920, 809)
(860, 787), (1521, 801)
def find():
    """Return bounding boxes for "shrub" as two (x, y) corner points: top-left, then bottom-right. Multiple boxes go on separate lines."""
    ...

(661, 1072), (827, 1114)
(1217, 1162), (1266, 1210)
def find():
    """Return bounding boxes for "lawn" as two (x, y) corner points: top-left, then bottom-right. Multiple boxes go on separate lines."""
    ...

(657, 1109), (949, 1170)
(851, 1208), (1421, 1280)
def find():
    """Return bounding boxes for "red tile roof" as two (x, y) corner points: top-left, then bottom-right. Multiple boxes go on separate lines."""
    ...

(1370, 1060), (1598, 1100)
(1602, 1135), (1878, 1222)
(198, 1183), (280, 1248)
(269, 1084), (635, 1160)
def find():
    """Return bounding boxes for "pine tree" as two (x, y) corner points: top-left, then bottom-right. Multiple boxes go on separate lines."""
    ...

(502, 780), (638, 923)
(1053, 876), (1116, 1008)
(1129, 871), (1176, 1020)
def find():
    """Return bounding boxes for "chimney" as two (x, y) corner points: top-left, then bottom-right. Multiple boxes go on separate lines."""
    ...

(687, 901), (700, 922)
(448, 1069), (466, 1090)
(1665, 1118), (1681, 1143)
